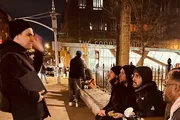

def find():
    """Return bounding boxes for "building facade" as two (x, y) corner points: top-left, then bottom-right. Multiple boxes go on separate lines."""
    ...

(59, 0), (180, 70)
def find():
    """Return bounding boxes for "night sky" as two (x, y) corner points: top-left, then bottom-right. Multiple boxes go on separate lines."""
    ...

(0, 0), (65, 42)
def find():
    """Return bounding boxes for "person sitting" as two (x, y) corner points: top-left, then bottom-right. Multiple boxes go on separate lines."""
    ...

(83, 65), (96, 89)
(132, 66), (165, 117)
(110, 65), (137, 119)
(95, 65), (122, 120)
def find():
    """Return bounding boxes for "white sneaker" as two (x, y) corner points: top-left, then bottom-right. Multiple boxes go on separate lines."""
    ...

(75, 102), (79, 107)
(69, 102), (73, 107)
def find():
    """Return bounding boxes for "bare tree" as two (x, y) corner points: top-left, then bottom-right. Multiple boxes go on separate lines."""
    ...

(129, 0), (173, 65)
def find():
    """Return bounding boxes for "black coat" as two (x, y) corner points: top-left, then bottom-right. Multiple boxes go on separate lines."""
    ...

(69, 56), (85, 79)
(103, 82), (137, 119)
(0, 40), (50, 120)
(172, 107), (180, 120)
(135, 81), (165, 117)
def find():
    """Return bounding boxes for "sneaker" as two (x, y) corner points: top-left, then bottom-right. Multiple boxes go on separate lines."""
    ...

(69, 102), (73, 107)
(75, 102), (79, 107)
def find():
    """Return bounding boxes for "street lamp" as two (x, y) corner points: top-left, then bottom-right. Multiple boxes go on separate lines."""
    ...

(51, 0), (60, 83)
(45, 43), (50, 49)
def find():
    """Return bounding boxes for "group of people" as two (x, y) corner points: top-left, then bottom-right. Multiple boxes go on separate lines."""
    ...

(96, 65), (180, 120)
(95, 65), (165, 120)
(2, 19), (179, 120)
(68, 49), (180, 120)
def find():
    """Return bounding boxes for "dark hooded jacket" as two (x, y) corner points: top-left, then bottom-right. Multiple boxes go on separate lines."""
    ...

(101, 65), (137, 120)
(0, 40), (50, 120)
(134, 66), (165, 117)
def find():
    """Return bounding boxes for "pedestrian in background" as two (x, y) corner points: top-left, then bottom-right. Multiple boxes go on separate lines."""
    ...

(40, 63), (48, 84)
(68, 50), (85, 107)
(0, 19), (50, 120)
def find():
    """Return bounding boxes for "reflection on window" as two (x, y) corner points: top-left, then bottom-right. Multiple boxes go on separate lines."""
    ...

(89, 23), (93, 30)
(93, 0), (103, 10)
(111, 20), (117, 31)
(129, 51), (141, 65)
(78, 0), (86, 9)
(148, 51), (180, 67)
(100, 23), (107, 31)
(88, 48), (115, 71)
(89, 22), (107, 31)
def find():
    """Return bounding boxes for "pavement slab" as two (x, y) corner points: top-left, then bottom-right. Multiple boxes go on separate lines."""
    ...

(0, 77), (94, 120)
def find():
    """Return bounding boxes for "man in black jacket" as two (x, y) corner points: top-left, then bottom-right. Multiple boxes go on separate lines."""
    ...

(0, 19), (50, 120)
(69, 50), (85, 107)
(163, 70), (180, 120)
(95, 65), (122, 120)
(132, 66), (165, 117)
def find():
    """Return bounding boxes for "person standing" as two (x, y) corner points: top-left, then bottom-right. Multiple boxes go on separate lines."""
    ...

(0, 19), (50, 120)
(69, 50), (85, 107)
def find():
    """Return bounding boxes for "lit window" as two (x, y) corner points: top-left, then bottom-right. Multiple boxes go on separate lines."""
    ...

(104, 23), (107, 31)
(89, 23), (93, 30)
(79, 0), (86, 9)
(93, 0), (103, 10)
(100, 23), (107, 31)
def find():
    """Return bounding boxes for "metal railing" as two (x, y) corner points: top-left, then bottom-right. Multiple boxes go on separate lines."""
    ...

(94, 65), (166, 92)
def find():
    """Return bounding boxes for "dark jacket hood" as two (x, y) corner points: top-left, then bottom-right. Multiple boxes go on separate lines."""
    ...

(135, 81), (158, 93)
(134, 66), (153, 86)
(0, 40), (27, 54)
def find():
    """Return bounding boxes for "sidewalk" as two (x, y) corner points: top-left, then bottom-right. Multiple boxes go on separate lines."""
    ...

(0, 77), (94, 120)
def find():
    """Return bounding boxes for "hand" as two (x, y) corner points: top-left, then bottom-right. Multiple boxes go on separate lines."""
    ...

(112, 113), (123, 119)
(96, 110), (106, 117)
(33, 34), (44, 52)
(38, 90), (45, 102)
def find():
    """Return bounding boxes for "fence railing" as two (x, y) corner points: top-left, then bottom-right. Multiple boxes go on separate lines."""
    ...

(94, 65), (167, 92)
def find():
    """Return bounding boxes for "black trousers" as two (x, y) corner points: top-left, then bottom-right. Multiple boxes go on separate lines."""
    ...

(95, 114), (123, 120)
(95, 114), (116, 120)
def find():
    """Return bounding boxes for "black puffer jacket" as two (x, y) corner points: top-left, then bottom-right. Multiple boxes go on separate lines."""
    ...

(0, 40), (50, 120)
(135, 81), (165, 117)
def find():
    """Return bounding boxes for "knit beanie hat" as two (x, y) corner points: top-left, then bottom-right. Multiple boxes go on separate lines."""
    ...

(110, 65), (121, 76)
(122, 65), (136, 87)
(76, 50), (82, 57)
(134, 66), (152, 85)
(9, 19), (31, 40)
